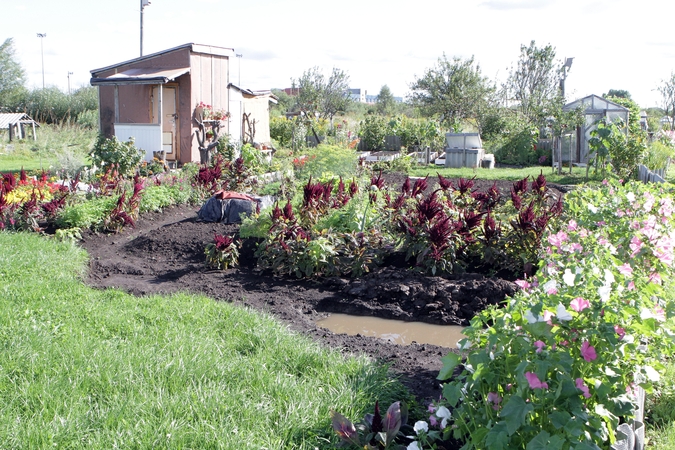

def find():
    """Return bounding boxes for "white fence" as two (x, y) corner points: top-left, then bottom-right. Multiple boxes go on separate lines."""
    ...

(637, 164), (667, 184)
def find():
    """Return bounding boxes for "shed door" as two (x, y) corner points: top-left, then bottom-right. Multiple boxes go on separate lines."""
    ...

(152, 85), (179, 161)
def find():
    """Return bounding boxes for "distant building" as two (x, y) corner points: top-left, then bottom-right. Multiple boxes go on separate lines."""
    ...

(281, 86), (403, 105)
(348, 88), (366, 103)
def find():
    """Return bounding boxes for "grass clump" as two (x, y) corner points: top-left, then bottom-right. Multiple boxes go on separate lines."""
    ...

(0, 232), (409, 449)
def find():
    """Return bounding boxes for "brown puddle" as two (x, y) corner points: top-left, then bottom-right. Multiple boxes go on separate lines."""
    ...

(316, 313), (466, 348)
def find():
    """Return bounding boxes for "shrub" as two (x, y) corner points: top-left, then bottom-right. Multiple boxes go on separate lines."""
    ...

(91, 135), (144, 177)
(643, 139), (674, 171)
(358, 116), (388, 151)
(270, 116), (294, 148)
(435, 179), (675, 450)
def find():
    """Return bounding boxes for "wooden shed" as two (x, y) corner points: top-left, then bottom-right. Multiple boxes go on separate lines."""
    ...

(228, 84), (278, 145)
(90, 43), (234, 166)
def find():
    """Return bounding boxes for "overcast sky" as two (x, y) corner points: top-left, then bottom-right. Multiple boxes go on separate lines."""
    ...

(3, 0), (674, 109)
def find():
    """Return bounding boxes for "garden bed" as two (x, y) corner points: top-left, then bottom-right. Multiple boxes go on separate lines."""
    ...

(79, 175), (568, 407)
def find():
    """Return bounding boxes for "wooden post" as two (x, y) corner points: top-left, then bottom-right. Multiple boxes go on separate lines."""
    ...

(114, 85), (120, 123)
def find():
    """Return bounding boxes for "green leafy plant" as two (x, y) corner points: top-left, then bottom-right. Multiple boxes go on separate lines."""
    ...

(435, 178), (675, 449)
(91, 135), (144, 177)
(331, 401), (409, 449)
(205, 233), (240, 269)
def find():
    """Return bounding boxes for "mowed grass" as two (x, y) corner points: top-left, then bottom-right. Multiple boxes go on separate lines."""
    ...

(0, 232), (408, 449)
(409, 164), (603, 185)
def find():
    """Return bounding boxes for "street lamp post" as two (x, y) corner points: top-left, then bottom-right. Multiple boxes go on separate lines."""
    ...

(67, 72), (73, 95)
(37, 33), (46, 89)
(236, 54), (242, 86)
(140, 0), (151, 56)
(560, 57), (574, 100)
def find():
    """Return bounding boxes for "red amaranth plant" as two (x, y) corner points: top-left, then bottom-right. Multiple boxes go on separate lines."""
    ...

(205, 233), (240, 269)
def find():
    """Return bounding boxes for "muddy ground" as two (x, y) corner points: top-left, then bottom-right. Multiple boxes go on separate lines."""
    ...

(79, 175), (566, 408)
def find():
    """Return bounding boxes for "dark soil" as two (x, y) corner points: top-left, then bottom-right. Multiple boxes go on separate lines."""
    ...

(79, 175), (567, 410)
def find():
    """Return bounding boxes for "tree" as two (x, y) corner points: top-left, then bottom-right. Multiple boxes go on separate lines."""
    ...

(270, 89), (294, 117)
(504, 41), (561, 125)
(658, 72), (675, 130)
(291, 66), (352, 126)
(0, 38), (27, 111)
(375, 85), (395, 116)
(604, 89), (631, 99)
(409, 54), (493, 131)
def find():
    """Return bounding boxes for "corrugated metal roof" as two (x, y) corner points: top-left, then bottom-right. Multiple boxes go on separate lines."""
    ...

(90, 67), (190, 86)
(90, 43), (234, 76)
(0, 113), (39, 128)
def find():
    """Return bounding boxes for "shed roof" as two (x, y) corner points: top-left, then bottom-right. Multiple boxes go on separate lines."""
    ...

(228, 84), (278, 103)
(90, 43), (234, 76)
(0, 113), (39, 128)
(91, 67), (190, 86)
(563, 94), (629, 113)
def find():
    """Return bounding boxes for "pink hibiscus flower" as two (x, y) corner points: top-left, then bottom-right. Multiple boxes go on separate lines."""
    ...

(525, 372), (548, 390)
(580, 341), (597, 362)
(575, 378), (591, 398)
(570, 297), (590, 312)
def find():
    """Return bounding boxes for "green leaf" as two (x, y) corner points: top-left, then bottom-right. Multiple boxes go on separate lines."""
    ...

(555, 378), (579, 400)
(526, 431), (551, 450)
(500, 396), (533, 435)
(442, 382), (462, 407)
(470, 427), (489, 446)
(523, 321), (554, 339)
(549, 411), (572, 429)
(564, 417), (584, 437)
(485, 422), (509, 450)
(438, 352), (461, 380)
(572, 442), (602, 450)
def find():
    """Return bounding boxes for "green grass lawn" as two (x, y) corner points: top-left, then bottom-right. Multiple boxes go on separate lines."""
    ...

(0, 232), (408, 449)
(409, 164), (603, 186)
(0, 125), (95, 174)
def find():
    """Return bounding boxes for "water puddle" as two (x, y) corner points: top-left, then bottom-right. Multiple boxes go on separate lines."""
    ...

(316, 313), (466, 348)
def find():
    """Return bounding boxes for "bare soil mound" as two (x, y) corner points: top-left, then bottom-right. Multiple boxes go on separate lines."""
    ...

(79, 175), (566, 406)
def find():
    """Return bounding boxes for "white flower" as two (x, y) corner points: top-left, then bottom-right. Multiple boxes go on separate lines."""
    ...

(563, 269), (576, 286)
(644, 365), (661, 382)
(457, 339), (472, 350)
(436, 406), (452, 429)
(524, 309), (538, 324)
(542, 279), (557, 293)
(407, 441), (421, 450)
(556, 303), (573, 321)
(598, 285), (611, 302)
(640, 308), (653, 320)
(604, 269), (615, 285)
(626, 192), (635, 203)
(413, 421), (429, 434)
(588, 203), (598, 213)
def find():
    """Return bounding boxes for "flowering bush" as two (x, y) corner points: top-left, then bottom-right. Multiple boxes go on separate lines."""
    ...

(0, 170), (70, 231)
(196, 101), (229, 121)
(435, 179), (675, 449)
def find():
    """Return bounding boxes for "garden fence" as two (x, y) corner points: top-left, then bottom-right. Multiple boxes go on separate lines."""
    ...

(637, 164), (666, 183)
